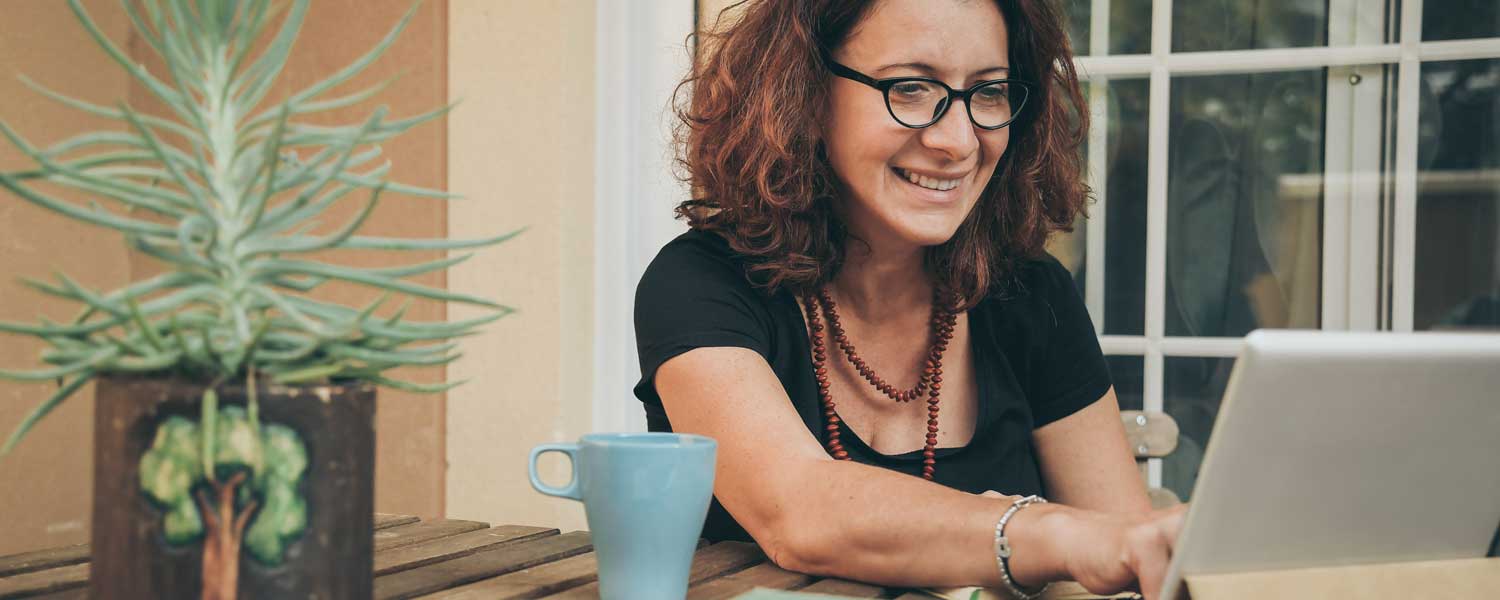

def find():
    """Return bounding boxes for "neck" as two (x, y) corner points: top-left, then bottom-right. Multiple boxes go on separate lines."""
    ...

(828, 236), (932, 322)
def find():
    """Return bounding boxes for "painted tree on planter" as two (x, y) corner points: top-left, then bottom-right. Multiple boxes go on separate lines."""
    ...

(138, 395), (308, 598)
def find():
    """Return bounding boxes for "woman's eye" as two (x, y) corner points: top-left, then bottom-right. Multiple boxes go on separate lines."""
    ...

(891, 81), (933, 98)
(974, 85), (1008, 104)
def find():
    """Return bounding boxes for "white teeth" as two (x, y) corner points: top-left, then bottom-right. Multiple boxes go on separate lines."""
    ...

(897, 168), (962, 191)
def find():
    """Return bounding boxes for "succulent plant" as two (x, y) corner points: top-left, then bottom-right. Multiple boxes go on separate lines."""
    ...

(0, 0), (514, 455)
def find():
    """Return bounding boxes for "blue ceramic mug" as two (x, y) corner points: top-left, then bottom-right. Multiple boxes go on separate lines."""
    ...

(528, 433), (717, 600)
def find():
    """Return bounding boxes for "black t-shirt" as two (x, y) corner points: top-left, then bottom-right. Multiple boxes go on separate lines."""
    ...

(633, 229), (1112, 542)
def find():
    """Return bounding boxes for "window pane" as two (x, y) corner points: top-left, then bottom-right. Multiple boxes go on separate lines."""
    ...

(1106, 355), (1144, 411)
(1172, 0), (1326, 52)
(1050, 79), (1149, 335)
(1166, 70), (1325, 337)
(1066, 0), (1152, 56)
(1414, 59), (1500, 330)
(1102, 79), (1149, 335)
(1423, 0), (1500, 41)
(1163, 356), (1235, 501)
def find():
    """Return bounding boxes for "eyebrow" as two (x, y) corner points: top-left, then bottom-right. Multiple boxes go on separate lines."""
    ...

(872, 61), (1010, 78)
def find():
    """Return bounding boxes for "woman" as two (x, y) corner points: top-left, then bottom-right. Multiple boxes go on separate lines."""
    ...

(633, 0), (1184, 597)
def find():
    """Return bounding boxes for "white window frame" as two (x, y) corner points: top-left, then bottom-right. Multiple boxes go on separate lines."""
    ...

(593, 0), (695, 434)
(1075, 0), (1500, 488)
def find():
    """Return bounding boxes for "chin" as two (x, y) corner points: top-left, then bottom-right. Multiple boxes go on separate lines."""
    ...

(891, 215), (967, 247)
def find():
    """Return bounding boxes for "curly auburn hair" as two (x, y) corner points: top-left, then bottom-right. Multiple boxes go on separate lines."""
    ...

(674, 0), (1090, 308)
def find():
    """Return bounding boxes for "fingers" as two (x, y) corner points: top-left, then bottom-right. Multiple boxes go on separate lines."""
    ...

(1133, 505), (1187, 600)
(1131, 528), (1173, 600)
(1159, 503), (1188, 546)
(979, 490), (1006, 498)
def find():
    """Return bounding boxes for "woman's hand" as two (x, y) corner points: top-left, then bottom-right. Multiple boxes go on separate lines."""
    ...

(1057, 503), (1189, 600)
(977, 490), (1187, 599)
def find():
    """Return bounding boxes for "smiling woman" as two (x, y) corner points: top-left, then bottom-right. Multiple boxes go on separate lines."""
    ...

(636, 1), (1185, 599)
(674, 0), (1088, 307)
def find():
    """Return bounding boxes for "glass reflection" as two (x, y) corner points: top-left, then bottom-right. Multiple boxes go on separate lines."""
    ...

(1166, 70), (1325, 337)
(1423, 0), (1500, 42)
(1415, 59), (1500, 330)
(1066, 0), (1152, 56)
(1172, 0), (1326, 52)
(1049, 79), (1148, 336)
(1106, 355), (1144, 412)
(1163, 356), (1235, 501)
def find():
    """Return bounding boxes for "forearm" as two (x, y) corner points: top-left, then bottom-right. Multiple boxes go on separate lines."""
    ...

(763, 458), (1077, 588)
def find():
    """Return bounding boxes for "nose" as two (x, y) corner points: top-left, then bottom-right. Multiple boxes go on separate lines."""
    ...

(918, 99), (980, 162)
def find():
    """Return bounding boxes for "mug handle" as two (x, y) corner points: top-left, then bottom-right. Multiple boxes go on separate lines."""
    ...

(528, 443), (581, 500)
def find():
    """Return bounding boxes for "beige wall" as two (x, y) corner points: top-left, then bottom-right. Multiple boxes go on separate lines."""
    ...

(445, 1), (595, 533)
(0, 0), (133, 556)
(0, 0), (449, 555)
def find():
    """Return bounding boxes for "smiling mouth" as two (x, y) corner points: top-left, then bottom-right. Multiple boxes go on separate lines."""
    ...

(892, 167), (964, 192)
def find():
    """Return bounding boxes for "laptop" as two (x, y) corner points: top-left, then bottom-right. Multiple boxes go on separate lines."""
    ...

(1159, 330), (1500, 600)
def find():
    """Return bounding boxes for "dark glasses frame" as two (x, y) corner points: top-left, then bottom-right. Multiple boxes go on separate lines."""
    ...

(823, 56), (1033, 131)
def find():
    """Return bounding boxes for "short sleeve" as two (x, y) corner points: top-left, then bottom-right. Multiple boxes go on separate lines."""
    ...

(1027, 254), (1113, 427)
(632, 232), (776, 408)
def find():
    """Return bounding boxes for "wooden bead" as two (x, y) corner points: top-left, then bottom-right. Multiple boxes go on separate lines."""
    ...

(806, 288), (957, 479)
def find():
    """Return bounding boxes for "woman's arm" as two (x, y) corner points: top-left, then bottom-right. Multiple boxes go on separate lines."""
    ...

(656, 346), (1184, 597)
(1033, 387), (1154, 514)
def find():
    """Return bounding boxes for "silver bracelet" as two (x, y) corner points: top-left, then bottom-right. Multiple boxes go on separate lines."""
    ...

(994, 494), (1050, 600)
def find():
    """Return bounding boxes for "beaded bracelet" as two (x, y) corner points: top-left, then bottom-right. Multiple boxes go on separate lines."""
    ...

(994, 494), (1050, 600)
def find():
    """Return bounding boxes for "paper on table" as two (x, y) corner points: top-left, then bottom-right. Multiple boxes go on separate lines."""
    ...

(923, 582), (1141, 599)
(729, 588), (865, 599)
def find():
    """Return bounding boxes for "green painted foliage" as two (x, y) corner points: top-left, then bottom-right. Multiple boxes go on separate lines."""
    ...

(0, 0), (515, 455)
(137, 407), (309, 562)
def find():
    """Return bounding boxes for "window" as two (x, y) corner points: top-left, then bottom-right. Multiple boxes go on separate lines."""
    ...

(1051, 0), (1500, 499)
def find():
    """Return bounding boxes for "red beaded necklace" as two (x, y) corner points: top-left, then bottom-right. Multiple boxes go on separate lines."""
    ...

(802, 287), (958, 480)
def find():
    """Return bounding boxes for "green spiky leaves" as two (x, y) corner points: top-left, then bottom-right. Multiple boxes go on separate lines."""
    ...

(0, 0), (513, 455)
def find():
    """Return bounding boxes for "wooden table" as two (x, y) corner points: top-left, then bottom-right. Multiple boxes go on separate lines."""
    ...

(0, 514), (882, 599)
(0, 514), (1122, 599)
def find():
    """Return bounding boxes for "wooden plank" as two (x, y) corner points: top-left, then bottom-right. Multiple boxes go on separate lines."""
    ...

(0, 514), (430, 576)
(797, 577), (888, 597)
(423, 551), (600, 599)
(0, 563), (88, 599)
(25, 588), (87, 600)
(535, 541), (768, 600)
(378, 513), (424, 530)
(375, 519), (491, 553)
(1121, 410), (1178, 458)
(687, 562), (815, 599)
(376, 525), (557, 576)
(374, 531), (593, 600)
(0, 544), (89, 578)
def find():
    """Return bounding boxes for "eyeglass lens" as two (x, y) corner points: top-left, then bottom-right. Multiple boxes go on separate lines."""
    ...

(886, 80), (1028, 129)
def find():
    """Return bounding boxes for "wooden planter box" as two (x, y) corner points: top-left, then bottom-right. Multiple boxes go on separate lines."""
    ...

(90, 375), (376, 599)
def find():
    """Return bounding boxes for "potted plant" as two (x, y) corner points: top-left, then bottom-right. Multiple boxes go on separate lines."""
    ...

(0, 1), (511, 598)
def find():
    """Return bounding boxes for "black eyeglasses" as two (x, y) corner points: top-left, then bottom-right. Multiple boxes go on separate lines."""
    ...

(823, 57), (1032, 130)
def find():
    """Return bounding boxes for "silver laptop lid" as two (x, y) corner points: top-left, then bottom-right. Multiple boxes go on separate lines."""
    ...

(1160, 330), (1500, 599)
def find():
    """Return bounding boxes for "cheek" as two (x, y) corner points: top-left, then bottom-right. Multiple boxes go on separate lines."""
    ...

(824, 91), (908, 179)
(981, 129), (1011, 169)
